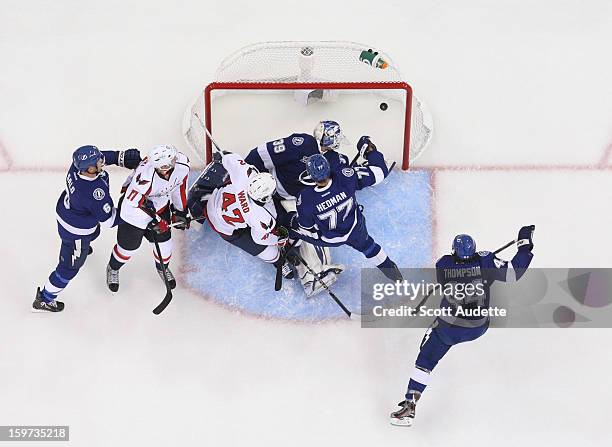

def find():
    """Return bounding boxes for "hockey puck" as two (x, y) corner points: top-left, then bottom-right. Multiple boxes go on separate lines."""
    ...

(380, 102), (388, 111)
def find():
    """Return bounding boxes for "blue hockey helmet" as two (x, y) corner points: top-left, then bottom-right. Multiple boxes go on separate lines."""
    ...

(306, 154), (331, 182)
(452, 234), (476, 260)
(72, 145), (104, 172)
(313, 120), (349, 151)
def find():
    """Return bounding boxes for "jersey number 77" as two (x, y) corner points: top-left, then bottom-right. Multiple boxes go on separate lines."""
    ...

(317, 197), (354, 230)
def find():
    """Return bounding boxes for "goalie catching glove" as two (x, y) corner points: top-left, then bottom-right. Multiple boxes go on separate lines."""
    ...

(356, 136), (377, 160)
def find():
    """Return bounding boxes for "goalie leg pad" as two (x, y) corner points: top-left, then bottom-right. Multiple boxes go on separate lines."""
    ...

(294, 242), (344, 297)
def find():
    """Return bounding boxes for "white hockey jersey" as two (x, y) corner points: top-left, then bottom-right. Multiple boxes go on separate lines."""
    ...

(206, 153), (279, 246)
(120, 152), (190, 229)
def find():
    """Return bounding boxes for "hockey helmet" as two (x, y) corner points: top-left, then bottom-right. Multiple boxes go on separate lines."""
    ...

(149, 144), (177, 170)
(313, 120), (349, 151)
(247, 172), (276, 204)
(306, 154), (330, 182)
(72, 145), (104, 172)
(452, 234), (476, 260)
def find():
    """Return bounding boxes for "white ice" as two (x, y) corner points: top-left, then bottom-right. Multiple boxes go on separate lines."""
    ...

(1, 0), (612, 446)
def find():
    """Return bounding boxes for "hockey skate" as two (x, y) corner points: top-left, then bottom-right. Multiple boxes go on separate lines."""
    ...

(106, 264), (120, 292)
(32, 287), (64, 313)
(390, 392), (421, 426)
(157, 264), (176, 289)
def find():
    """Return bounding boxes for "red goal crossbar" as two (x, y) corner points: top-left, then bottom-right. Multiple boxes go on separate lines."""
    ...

(203, 81), (414, 170)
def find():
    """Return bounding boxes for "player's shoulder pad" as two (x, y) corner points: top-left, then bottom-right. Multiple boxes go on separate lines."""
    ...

(477, 251), (492, 257)
(176, 152), (190, 166)
(296, 186), (317, 207)
(79, 175), (110, 202)
(91, 185), (107, 201)
(480, 252), (506, 269)
(289, 133), (314, 147)
(435, 254), (454, 267)
(341, 167), (355, 178)
(138, 160), (156, 178)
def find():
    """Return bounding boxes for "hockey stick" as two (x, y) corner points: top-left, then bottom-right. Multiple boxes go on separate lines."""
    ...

(275, 239), (298, 291)
(167, 215), (206, 229)
(411, 227), (535, 313)
(204, 127), (225, 156)
(151, 231), (173, 315)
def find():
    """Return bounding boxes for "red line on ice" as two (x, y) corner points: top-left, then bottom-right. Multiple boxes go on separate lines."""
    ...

(598, 143), (612, 167)
(0, 140), (13, 171)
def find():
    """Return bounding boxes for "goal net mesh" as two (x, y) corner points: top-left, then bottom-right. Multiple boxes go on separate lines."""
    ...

(183, 41), (432, 168)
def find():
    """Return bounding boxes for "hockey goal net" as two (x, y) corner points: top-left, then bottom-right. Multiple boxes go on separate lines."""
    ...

(183, 41), (433, 170)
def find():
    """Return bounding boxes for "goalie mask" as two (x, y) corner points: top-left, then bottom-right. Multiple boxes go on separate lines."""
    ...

(247, 172), (276, 204)
(149, 144), (178, 171)
(313, 120), (350, 151)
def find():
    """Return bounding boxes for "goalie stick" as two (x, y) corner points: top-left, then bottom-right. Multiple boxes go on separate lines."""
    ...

(289, 247), (361, 320)
(411, 226), (535, 314)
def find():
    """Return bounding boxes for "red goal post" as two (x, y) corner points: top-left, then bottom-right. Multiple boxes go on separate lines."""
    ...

(183, 41), (432, 170)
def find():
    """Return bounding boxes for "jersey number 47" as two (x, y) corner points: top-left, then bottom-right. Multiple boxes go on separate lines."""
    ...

(221, 192), (245, 226)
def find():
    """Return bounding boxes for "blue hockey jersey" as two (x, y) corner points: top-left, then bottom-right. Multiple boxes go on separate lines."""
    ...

(244, 133), (349, 200)
(294, 150), (389, 244)
(55, 150), (121, 240)
(435, 250), (533, 328)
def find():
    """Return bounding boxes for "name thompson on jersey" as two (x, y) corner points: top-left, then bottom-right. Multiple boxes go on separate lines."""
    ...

(390, 228), (535, 427)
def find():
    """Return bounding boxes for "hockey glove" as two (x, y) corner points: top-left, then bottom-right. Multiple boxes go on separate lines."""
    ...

(273, 226), (289, 247)
(212, 150), (231, 163)
(356, 135), (377, 159)
(517, 225), (535, 252)
(171, 209), (191, 230)
(148, 218), (170, 234)
(118, 149), (142, 169)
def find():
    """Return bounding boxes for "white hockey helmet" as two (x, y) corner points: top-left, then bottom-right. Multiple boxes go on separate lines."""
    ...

(247, 173), (276, 203)
(149, 144), (177, 170)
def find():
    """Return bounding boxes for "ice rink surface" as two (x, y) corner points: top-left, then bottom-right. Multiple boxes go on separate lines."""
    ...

(2, 0), (612, 446)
